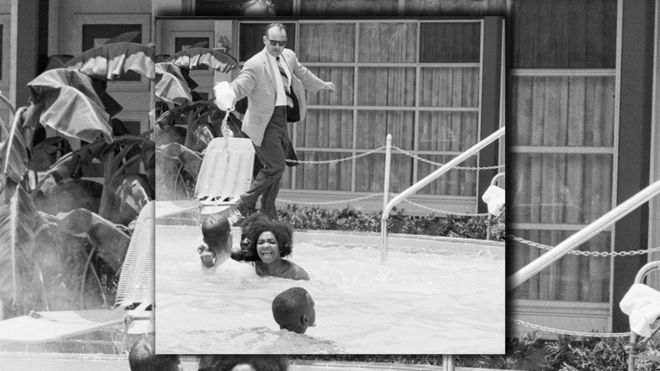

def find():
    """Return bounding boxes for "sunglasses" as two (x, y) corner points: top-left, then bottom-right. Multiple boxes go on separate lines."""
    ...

(265, 37), (287, 47)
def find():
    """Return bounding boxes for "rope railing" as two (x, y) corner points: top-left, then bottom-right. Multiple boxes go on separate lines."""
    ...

(390, 145), (505, 171)
(511, 319), (629, 338)
(284, 146), (386, 165)
(276, 193), (382, 205)
(401, 198), (492, 217)
(509, 235), (660, 257)
(281, 143), (504, 172)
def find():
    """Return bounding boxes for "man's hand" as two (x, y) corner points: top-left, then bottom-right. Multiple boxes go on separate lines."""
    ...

(322, 81), (336, 92)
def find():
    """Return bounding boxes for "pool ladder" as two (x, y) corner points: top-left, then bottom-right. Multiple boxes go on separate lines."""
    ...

(380, 126), (505, 264)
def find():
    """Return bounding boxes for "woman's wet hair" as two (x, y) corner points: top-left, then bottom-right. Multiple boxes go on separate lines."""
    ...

(247, 219), (293, 258)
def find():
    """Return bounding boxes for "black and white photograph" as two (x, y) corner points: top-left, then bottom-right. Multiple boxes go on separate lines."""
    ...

(0, 0), (659, 370)
(153, 14), (506, 355)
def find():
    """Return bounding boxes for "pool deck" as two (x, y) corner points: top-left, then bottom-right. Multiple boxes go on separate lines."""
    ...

(0, 352), (521, 370)
(155, 222), (505, 259)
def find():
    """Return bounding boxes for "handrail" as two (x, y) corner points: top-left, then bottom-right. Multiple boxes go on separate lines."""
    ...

(380, 126), (505, 263)
(508, 180), (660, 290)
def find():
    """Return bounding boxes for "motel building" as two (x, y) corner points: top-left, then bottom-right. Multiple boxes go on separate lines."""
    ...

(0, 0), (659, 345)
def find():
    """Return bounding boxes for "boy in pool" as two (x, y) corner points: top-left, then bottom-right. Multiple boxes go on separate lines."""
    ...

(197, 214), (232, 268)
(247, 219), (310, 280)
(272, 287), (316, 334)
(129, 335), (181, 371)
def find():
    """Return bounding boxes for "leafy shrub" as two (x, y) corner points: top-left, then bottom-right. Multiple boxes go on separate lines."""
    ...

(455, 334), (660, 370)
(277, 204), (505, 241)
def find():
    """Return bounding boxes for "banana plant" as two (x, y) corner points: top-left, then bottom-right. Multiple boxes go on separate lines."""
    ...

(0, 39), (156, 317)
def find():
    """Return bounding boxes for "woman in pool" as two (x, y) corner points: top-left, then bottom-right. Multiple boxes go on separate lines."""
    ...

(246, 219), (310, 280)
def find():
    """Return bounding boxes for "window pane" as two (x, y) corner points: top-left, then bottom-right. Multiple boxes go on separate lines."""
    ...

(417, 155), (477, 196)
(511, 76), (615, 147)
(511, 0), (617, 68)
(294, 151), (352, 191)
(296, 110), (353, 149)
(510, 229), (610, 302)
(239, 23), (296, 61)
(355, 154), (412, 193)
(510, 153), (614, 225)
(420, 22), (480, 63)
(306, 67), (353, 106)
(418, 111), (479, 152)
(357, 67), (415, 106)
(420, 67), (480, 107)
(356, 111), (414, 150)
(298, 23), (355, 63)
(358, 23), (417, 63)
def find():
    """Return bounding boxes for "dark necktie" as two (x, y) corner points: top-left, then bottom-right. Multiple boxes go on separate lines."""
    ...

(276, 56), (293, 107)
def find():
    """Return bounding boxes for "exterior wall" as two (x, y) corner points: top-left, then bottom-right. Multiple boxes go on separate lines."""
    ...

(54, 0), (153, 158)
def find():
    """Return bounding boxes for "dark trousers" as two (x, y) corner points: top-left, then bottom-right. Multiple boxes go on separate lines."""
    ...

(241, 107), (287, 219)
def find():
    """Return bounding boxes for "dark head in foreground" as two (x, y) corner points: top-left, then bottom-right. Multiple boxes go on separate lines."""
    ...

(198, 355), (289, 371)
(198, 213), (232, 267)
(272, 287), (316, 334)
(128, 335), (180, 371)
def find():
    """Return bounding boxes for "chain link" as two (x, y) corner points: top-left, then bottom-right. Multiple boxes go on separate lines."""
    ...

(276, 193), (493, 218)
(510, 235), (660, 257)
(401, 198), (491, 217)
(510, 319), (629, 338)
(391, 145), (505, 171)
(276, 193), (382, 205)
(285, 146), (387, 165)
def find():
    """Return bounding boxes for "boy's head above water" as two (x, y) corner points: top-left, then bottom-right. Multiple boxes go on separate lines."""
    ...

(202, 214), (231, 245)
(272, 287), (315, 334)
(199, 214), (232, 267)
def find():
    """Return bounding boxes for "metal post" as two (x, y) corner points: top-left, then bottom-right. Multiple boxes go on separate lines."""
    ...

(443, 355), (455, 371)
(382, 134), (392, 212)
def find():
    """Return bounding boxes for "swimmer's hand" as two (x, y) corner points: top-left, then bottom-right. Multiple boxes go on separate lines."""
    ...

(197, 245), (217, 268)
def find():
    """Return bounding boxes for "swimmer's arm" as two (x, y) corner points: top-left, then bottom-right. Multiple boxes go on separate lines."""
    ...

(198, 244), (217, 267)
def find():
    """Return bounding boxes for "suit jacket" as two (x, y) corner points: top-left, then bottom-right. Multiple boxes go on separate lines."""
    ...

(230, 48), (326, 146)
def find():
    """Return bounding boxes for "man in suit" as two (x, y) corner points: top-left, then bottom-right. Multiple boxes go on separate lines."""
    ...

(224, 22), (335, 221)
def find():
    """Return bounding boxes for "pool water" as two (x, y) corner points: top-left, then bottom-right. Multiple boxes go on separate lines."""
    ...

(155, 225), (504, 354)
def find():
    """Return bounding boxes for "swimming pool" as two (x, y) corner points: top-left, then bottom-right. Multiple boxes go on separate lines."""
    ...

(155, 225), (505, 354)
